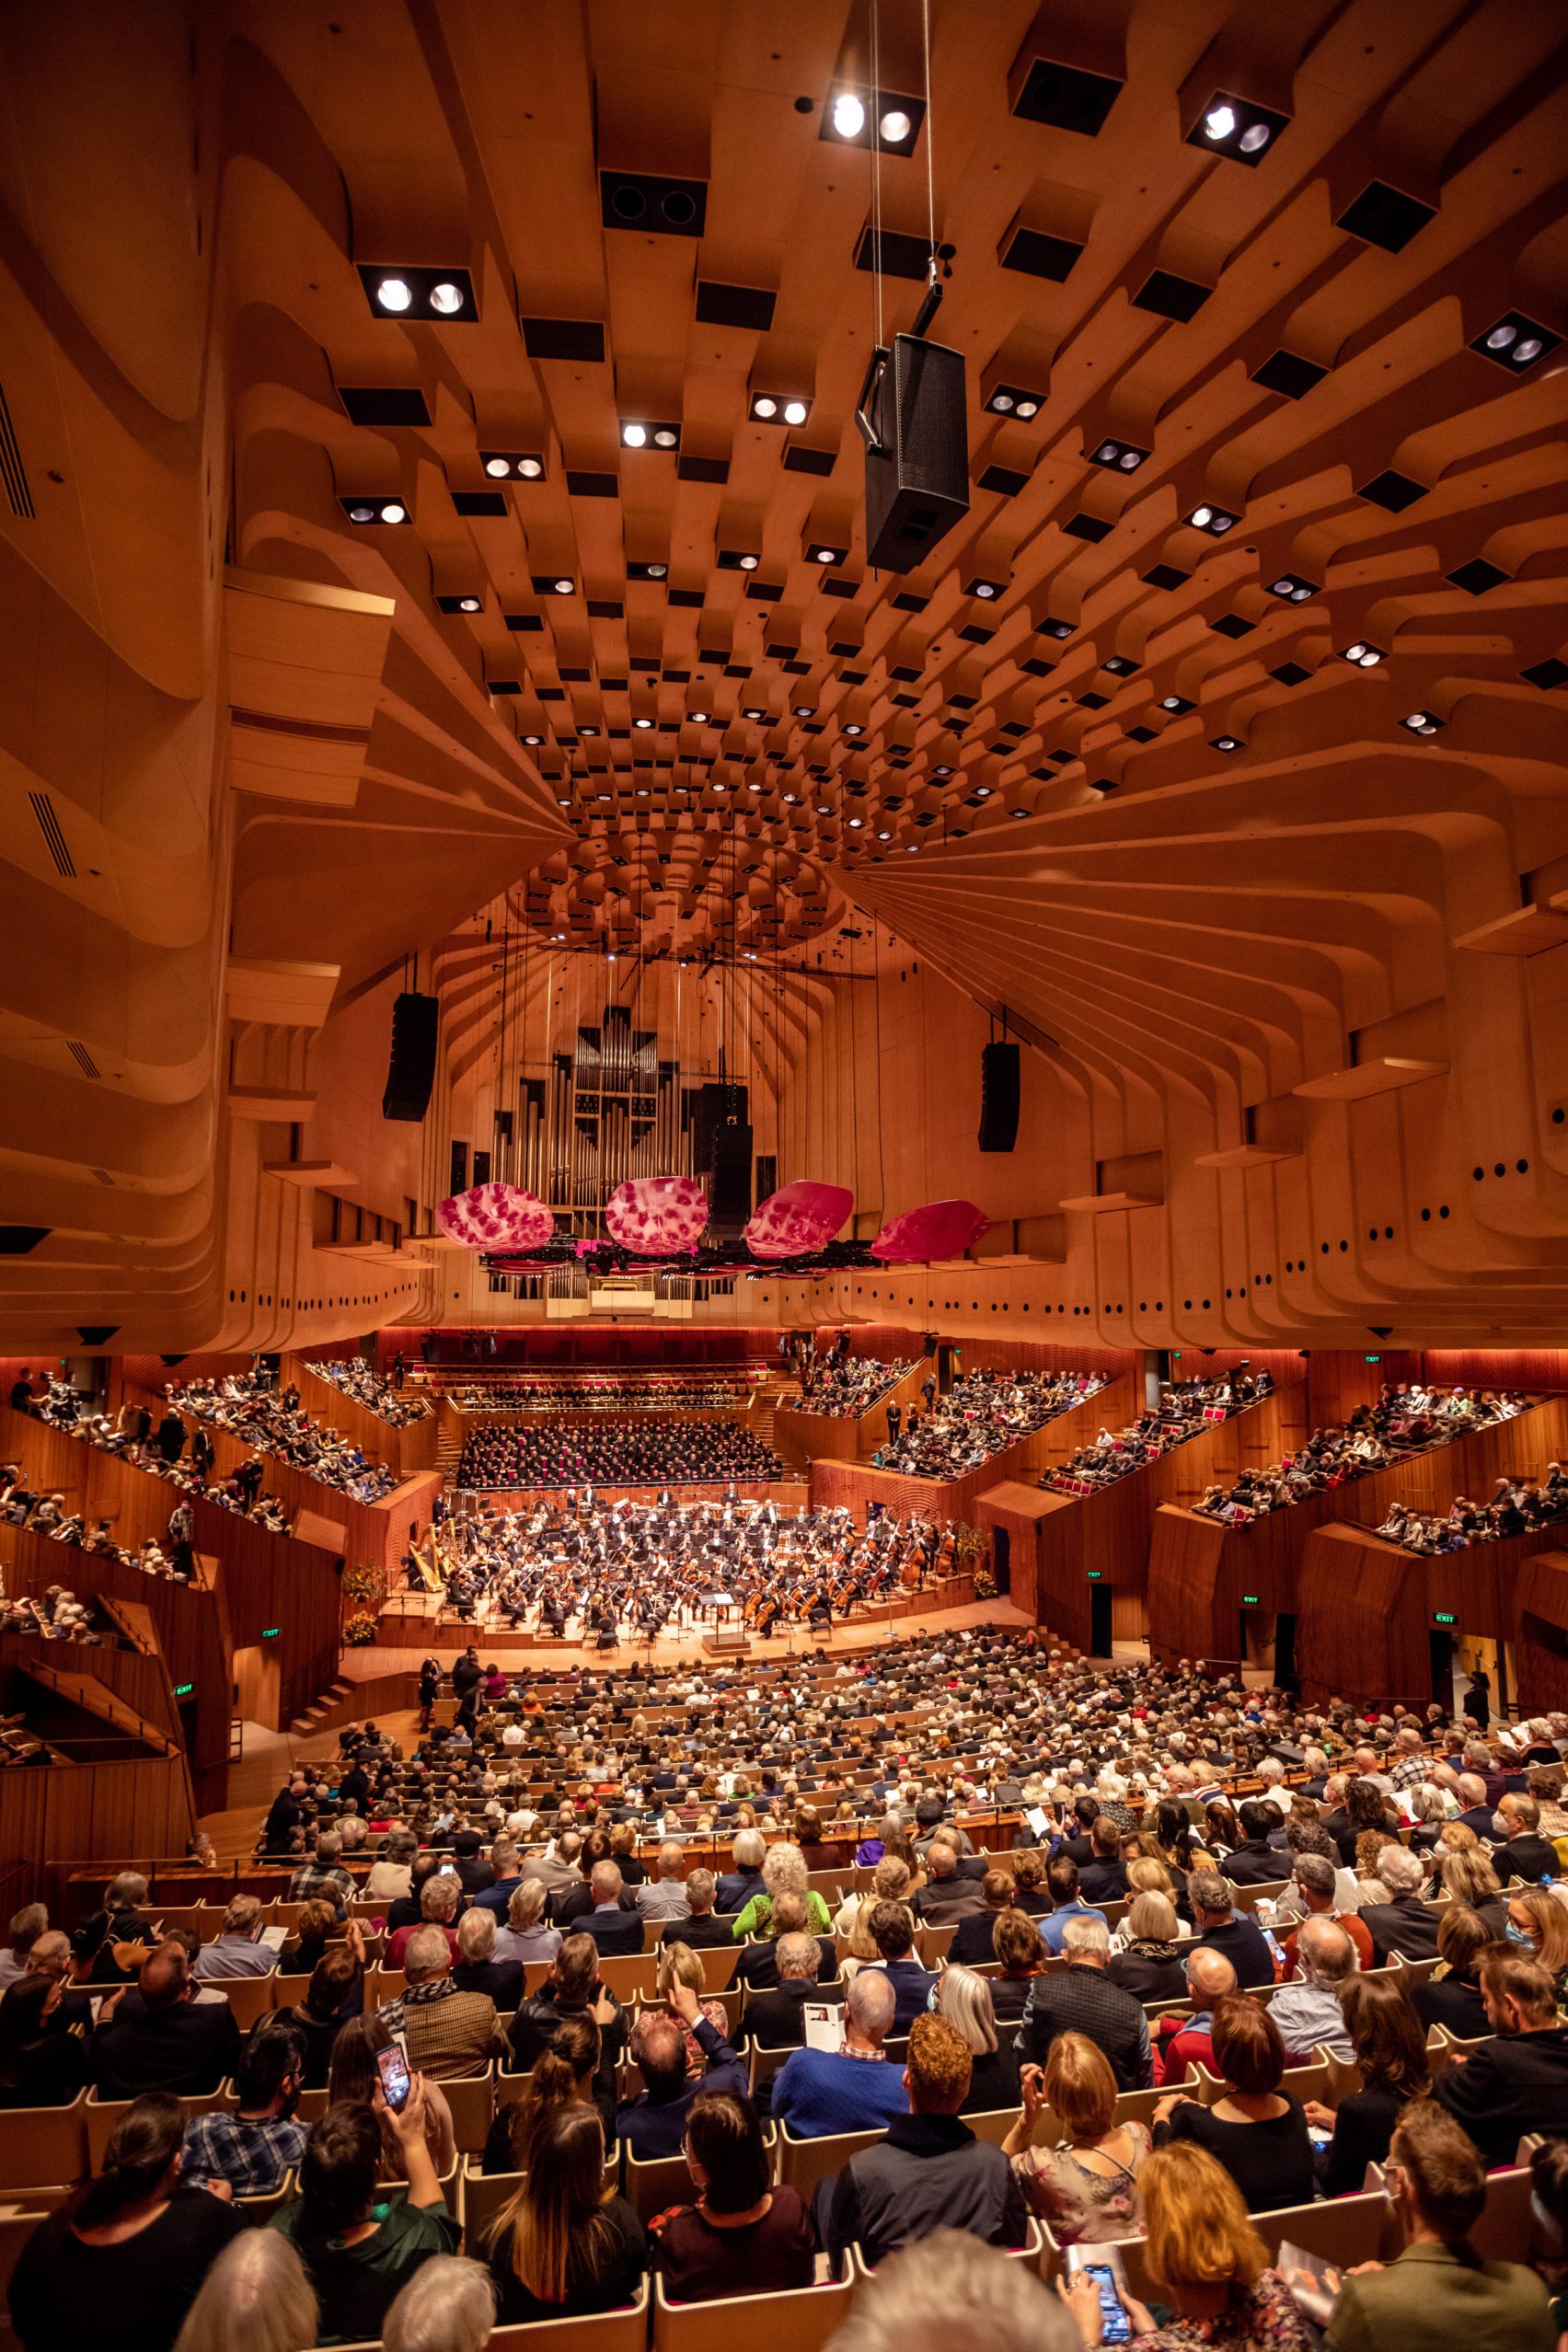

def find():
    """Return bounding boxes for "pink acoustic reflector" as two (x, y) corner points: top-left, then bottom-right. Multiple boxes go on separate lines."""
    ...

(605, 1174), (709, 1255)
(437, 1182), (555, 1251)
(870, 1198), (990, 1263)
(745, 1181), (853, 1258)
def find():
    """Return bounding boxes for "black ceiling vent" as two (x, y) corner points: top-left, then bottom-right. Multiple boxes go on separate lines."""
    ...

(76, 1326), (119, 1346)
(337, 386), (432, 428)
(0, 1227), (48, 1255)
(29, 791), (74, 876)
(0, 380), (34, 518)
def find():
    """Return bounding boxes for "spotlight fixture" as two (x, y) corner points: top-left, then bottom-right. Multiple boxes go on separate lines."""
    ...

(970, 783), (993, 801)
(358, 265), (478, 320)
(1089, 436), (1148, 471)
(1009, 804), (1032, 819)
(847, 814), (865, 829)
(1159, 694), (1194, 713)
(529, 574), (576, 596)
(1211, 734), (1242, 753)
(1339, 640), (1385, 667)
(791, 701), (817, 716)
(479, 452), (545, 479)
(687, 709), (711, 724)
(1401, 709), (1444, 736)
(626, 560), (668, 582)
(807, 543), (847, 566)
(966, 576), (1007, 601)
(931, 764), (955, 778)
(1038, 618), (1074, 640)
(821, 87), (925, 153)
(1186, 92), (1289, 164)
(523, 732), (545, 746)
(717, 548), (762, 571)
(633, 717), (654, 730)
(1470, 312), (1560, 370)
(620, 420), (681, 449)
(340, 497), (409, 525)
(742, 705), (767, 721)
(1102, 655), (1139, 677)
(842, 721), (865, 736)
(750, 392), (813, 426)
(988, 383), (1047, 420)
(1184, 503), (1239, 535)
(1268, 572), (1319, 602)
(436, 594), (484, 614)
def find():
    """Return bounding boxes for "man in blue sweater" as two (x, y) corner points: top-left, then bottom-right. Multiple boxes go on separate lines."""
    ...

(773, 1970), (908, 2138)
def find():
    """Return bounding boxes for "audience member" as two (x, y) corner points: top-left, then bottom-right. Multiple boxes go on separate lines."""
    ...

(1430, 1948), (1568, 2165)
(1006, 2032), (1151, 2244)
(1017, 1914), (1152, 2090)
(90, 1943), (243, 2100)
(1153, 1995), (1314, 2212)
(484, 2104), (644, 2323)
(1304, 1974), (1432, 2197)
(270, 2083), (456, 2339)
(181, 2024), (308, 2196)
(772, 1971), (908, 2137)
(650, 2091), (815, 2301)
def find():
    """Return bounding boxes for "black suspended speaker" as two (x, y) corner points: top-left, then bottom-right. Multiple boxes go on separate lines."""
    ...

(862, 334), (970, 574)
(978, 1041), (1020, 1152)
(708, 1120), (754, 1236)
(382, 992), (439, 1122)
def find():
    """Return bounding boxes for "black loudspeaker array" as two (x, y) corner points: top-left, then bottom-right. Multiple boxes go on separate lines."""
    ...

(863, 334), (970, 573)
(977, 1040), (1020, 1153)
(692, 1080), (747, 1170)
(382, 992), (440, 1122)
(708, 1119), (754, 1236)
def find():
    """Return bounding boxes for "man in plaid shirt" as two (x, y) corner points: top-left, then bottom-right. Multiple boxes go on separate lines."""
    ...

(1389, 1724), (1434, 1793)
(181, 2023), (307, 2195)
(287, 1827), (355, 1917)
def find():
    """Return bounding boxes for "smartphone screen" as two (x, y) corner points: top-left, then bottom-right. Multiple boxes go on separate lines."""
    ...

(1082, 2265), (1132, 2346)
(375, 2041), (412, 2113)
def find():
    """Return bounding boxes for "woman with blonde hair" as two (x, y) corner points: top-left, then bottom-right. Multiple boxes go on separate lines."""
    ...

(1056, 2141), (1310, 2349)
(486, 2104), (645, 2323)
(650, 1943), (728, 2070)
(1507, 1884), (1568, 2005)
(934, 1966), (1020, 2113)
(833, 1853), (913, 1939)
(1109, 1892), (1187, 2003)
(171, 2229), (317, 2352)
(1440, 1846), (1509, 1938)
(1006, 2031), (1151, 2246)
(731, 1842), (832, 1941)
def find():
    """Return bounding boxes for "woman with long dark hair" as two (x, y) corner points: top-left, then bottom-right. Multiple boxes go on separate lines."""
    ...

(651, 2092), (813, 2302)
(486, 2103), (644, 2323)
(480, 2013), (611, 2173)
(269, 2080), (456, 2344)
(10, 2093), (243, 2352)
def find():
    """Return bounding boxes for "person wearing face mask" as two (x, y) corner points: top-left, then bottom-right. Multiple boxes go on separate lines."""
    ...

(1322, 2097), (1553, 2352)
(1505, 1886), (1568, 2005)
(179, 2024), (309, 2196)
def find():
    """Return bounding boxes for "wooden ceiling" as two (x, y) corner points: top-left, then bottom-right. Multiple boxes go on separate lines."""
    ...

(1, 0), (1566, 1349)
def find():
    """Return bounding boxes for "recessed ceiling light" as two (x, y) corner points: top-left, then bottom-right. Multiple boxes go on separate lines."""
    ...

(1471, 312), (1560, 370)
(634, 717), (653, 730)
(689, 710), (710, 723)
(621, 422), (647, 447)
(1339, 641), (1385, 667)
(823, 87), (923, 151)
(458, 596), (480, 613)
(1211, 735), (1242, 753)
(1102, 655), (1138, 676)
(753, 396), (778, 419)
(360, 264), (477, 320)
(1401, 709), (1444, 735)
(1268, 573), (1318, 602)
(783, 398), (809, 426)
(553, 578), (574, 594)
(792, 702), (816, 716)
(1187, 92), (1289, 164)
(1090, 437), (1148, 471)
(880, 110), (911, 142)
(739, 554), (759, 571)
(847, 813), (864, 827)
(340, 497), (409, 525)
(988, 381), (1047, 421)
(375, 276), (412, 311)
(484, 456), (511, 478)
(1185, 503), (1239, 535)
(429, 281), (466, 314)
(831, 92), (866, 138)
(1159, 694), (1193, 713)
(967, 576), (1005, 600)
(1038, 619), (1073, 640)
(524, 733), (545, 745)
(842, 721), (865, 736)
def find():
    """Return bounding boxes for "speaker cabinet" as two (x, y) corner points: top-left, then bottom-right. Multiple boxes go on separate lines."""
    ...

(978, 1041), (1020, 1152)
(382, 992), (439, 1122)
(709, 1119), (753, 1235)
(864, 335), (970, 573)
(693, 1080), (747, 1170)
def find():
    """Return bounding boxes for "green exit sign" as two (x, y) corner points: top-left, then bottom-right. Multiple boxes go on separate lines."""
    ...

(1433, 1610), (1457, 1627)
(1086, 1570), (1104, 1582)
(261, 1627), (281, 1640)
(1240, 1594), (1261, 1608)
(1364, 1354), (1381, 1364)
(174, 1682), (194, 1697)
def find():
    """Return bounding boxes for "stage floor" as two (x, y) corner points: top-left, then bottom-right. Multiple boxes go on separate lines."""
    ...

(343, 1591), (1036, 1678)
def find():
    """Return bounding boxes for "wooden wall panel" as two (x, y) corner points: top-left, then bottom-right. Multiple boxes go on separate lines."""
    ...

(286, 1354), (440, 1477)
(0, 1752), (192, 1877)
(1512, 1552), (1568, 1715)
(801, 1370), (1141, 1520)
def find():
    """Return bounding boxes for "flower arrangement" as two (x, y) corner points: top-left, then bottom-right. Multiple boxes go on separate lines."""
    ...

(342, 1609), (379, 1647)
(341, 1563), (385, 1607)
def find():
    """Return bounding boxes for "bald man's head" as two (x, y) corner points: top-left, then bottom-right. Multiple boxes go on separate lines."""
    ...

(1185, 1946), (1238, 2004)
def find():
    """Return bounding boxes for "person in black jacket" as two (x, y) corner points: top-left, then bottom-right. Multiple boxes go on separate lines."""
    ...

(0, 1974), (87, 2107)
(1188, 1872), (1275, 1989)
(1493, 1793), (1560, 1885)
(659, 1871), (733, 1949)
(1431, 1946), (1568, 2167)
(1108, 1894), (1189, 2004)
(1360, 1845), (1444, 1964)
(1409, 1904), (1494, 2041)
(1303, 1972), (1431, 2197)
(1219, 1802), (1287, 1888)
(950, 1870), (1020, 1966)
(1016, 1915), (1151, 2090)
(89, 1943), (242, 2100)
(1077, 1818), (1132, 1906)
(507, 1935), (626, 2075)
(742, 1932), (840, 2050)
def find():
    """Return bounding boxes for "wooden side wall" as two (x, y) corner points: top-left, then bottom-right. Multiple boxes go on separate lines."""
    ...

(1294, 1523), (1568, 1712)
(1147, 1391), (1568, 1663)
(286, 1353), (440, 1478)
(0, 1751), (193, 1875)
